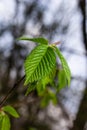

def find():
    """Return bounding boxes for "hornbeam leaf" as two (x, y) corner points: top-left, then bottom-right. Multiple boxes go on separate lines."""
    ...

(3, 105), (19, 118)
(0, 113), (3, 130)
(58, 69), (67, 91)
(18, 37), (48, 45)
(24, 44), (56, 85)
(1, 114), (10, 130)
(53, 46), (71, 86)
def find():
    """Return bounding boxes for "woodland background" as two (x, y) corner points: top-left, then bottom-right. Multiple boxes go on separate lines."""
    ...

(0, 0), (86, 130)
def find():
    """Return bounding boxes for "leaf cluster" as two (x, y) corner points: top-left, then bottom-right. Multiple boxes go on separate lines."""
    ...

(0, 105), (19, 130)
(19, 37), (71, 107)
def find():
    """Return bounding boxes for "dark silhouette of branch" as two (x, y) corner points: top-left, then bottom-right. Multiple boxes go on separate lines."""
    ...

(0, 75), (25, 108)
(70, 0), (87, 130)
(70, 84), (87, 130)
(79, 0), (86, 50)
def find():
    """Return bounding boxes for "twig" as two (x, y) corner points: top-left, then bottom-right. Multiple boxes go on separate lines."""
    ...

(0, 75), (25, 108)
(52, 41), (61, 46)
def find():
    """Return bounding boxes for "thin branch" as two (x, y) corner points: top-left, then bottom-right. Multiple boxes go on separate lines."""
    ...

(0, 75), (25, 108)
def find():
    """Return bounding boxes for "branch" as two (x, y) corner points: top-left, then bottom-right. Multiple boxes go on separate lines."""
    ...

(0, 75), (25, 108)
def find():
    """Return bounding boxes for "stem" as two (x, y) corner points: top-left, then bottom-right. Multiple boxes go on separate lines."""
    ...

(0, 75), (25, 108)
(52, 41), (60, 46)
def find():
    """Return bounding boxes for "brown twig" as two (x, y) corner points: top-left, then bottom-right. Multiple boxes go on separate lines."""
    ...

(0, 75), (25, 108)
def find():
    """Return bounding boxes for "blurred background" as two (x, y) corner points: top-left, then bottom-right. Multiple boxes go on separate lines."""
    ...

(0, 0), (86, 130)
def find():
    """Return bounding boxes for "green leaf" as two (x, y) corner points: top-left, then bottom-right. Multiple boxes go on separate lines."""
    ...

(53, 46), (71, 86)
(25, 83), (36, 96)
(25, 69), (56, 96)
(40, 95), (49, 108)
(3, 105), (19, 118)
(0, 113), (3, 130)
(57, 69), (67, 91)
(24, 44), (56, 85)
(36, 81), (45, 96)
(18, 37), (48, 45)
(40, 90), (57, 107)
(0, 114), (11, 130)
(41, 67), (56, 88)
(49, 91), (57, 105)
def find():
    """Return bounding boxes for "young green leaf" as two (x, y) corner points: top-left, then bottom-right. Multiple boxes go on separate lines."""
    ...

(49, 91), (57, 105)
(0, 113), (3, 130)
(57, 69), (67, 91)
(53, 46), (71, 86)
(25, 84), (36, 96)
(40, 67), (56, 89)
(3, 105), (19, 118)
(36, 81), (45, 96)
(40, 95), (50, 108)
(18, 37), (48, 45)
(0, 114), (11, 130)
(40, 90), (57, 107)
(24, 44), (56, 85)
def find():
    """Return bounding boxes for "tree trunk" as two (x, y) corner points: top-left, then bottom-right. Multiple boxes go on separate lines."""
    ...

(70, 86), (87, 130)
(70, 0), (87, 130)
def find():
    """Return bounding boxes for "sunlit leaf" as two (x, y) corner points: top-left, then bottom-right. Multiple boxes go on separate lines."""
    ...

(40, 90), (57, 107)
(57, 69), (67, 91)
(24, 45), (56, 85)
(53, 46), (71, 86)
(3, 105), (19, 118)
(0, 114), (10, 130)
(18, 37), (48, 45)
